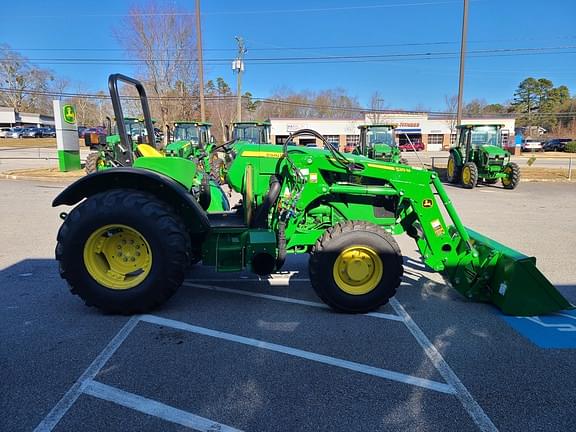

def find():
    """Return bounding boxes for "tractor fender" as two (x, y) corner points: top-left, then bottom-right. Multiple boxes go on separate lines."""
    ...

(449, 148), (463, 166)
(52, 168), (210, 233)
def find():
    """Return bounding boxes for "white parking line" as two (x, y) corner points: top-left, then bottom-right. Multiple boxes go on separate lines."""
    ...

(35, 284), (495, 431)
(84, 380), (242, 432)
(186, 281), (497, 431)
(183, 282), (404, 322)
(33, 316), (141, 432)
(390, 299), (498, 432)
(140, 314), (454, 395)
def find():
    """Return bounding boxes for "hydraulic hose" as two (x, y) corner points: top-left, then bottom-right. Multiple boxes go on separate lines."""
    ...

(251, 176), (281, 229)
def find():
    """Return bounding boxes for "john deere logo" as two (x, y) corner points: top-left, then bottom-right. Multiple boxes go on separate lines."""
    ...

(63, 105), (76, 124)
(422, 199), (433, 208)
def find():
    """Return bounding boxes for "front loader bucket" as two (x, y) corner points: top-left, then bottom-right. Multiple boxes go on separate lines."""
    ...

(466, 228), (574, 316)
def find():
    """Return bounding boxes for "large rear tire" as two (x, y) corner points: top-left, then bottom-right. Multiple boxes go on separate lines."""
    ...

(461, 162), (478, 189)
(502, 162), (520, 189)
(85, 152), (101, 175)
(309, 221), (403, 313)
(56, 189), (190, 314)
(446, 154), (461, 184)
(210, 156), (225, 184)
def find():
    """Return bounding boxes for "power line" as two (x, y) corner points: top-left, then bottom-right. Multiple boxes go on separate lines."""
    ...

(18, 1), (463, 19)
(10, 36), (576, 53)
(2, 46), (574, 67)
(1, 87), (574, 118)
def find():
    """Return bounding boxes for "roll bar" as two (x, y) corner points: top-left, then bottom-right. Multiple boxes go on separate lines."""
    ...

(108, 74), (157, 164)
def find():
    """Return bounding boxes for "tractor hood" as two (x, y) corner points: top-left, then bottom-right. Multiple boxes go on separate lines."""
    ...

(373, 143), (393, 155)
(481, 145), (509, 158)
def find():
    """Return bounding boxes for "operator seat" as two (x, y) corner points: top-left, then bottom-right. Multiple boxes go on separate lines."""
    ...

(137, 144), (163, 158)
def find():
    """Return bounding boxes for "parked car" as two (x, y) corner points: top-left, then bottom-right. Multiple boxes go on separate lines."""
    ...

(399, 141), (424, 151)
(41, 127), (56, 138)
(542, 138), (572, 152)
(521, 139), (543, 152)
(9, 127), (26, 138)
(0, 127), (12, 138)
(344, 143), (358, 153)
(81, 127), (107, 138)
(23, 127), (44, 138)
(77, 126), (87, 138)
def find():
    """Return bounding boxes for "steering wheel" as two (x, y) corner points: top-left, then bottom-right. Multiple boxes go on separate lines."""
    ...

(211, 139), (236, 155)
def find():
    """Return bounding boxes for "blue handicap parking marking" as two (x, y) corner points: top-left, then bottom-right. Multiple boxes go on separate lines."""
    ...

(501, 309), (576, 349)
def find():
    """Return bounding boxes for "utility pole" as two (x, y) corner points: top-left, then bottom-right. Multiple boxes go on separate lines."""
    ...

(456, 0), (469, 127)
(195, 0), (206, 122)
(232, 36), (246, 122)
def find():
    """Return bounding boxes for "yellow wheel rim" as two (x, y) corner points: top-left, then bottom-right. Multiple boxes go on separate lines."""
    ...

(447, 158), (455, 178)
(333, 246), (383, 295)
(462, 166), (471, 184)
(83, 224), (152, 290)
(502, 166), (512, 186)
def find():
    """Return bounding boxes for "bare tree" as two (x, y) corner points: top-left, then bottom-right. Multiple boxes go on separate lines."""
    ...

(0, 44), (53, 112)
(368, 91), (387, 124)
(115, 1), (199, 140)
(206, 78), (236, 142)
(256, 87), (361, 120)
(444, 94), (458, 136)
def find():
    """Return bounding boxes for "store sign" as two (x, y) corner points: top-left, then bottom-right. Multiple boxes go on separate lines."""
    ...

(62, 105), (76, 124)
(287, 123), (309, 132)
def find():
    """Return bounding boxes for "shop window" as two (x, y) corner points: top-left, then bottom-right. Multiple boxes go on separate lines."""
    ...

(346, 135), (360, 145)
(428, 134), (444, 146)
(275, 135), (289, 145)
(324, 135), (339, 146)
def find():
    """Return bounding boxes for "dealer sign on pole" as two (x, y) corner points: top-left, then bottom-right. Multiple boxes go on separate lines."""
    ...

(53, 100), (81, 171)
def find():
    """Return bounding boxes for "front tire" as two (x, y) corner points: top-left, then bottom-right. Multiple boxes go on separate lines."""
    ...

(309, 221), (403, 313)
(461, 162), (478, 189)
(56, 189), (190, 314)
(502, 162), (520, 189)
(446, 154), (461, 184)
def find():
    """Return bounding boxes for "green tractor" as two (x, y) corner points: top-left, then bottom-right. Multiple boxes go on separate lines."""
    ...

(228, 120), (271, 144)
(52, 74), (572, 317)
(84, 117), (159, 174)
(165, 120), (226, 185)
(447, 124), (520, 189)
(357, 124), (407, 164)
(165, 121), (213, 158)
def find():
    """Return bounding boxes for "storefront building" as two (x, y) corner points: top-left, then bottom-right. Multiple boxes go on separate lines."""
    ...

(270, 113), (515, 151)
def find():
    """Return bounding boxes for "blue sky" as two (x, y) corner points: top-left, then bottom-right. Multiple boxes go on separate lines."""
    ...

(1, 0), (575, 111)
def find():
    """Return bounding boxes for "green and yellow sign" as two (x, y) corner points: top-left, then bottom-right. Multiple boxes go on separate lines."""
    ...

(63, 105), (76, 124)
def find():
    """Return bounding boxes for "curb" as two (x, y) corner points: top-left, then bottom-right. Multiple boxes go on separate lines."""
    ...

(1, 172), (571, 184)
(0, 173), (82, 182)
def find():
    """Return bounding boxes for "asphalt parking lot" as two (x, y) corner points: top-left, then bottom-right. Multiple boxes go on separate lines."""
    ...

(1, 178), (575, 431)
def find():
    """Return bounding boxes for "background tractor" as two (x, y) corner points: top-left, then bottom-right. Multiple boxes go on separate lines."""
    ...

(357, 124), (407, 164)
(227, 120), (271, 144)
(165, 121), (213, 159)
(165, 121), (226, 185)
(84, 116), (159, 174)
(446, 124), (520, 189)
(52, 74), (572, 318)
